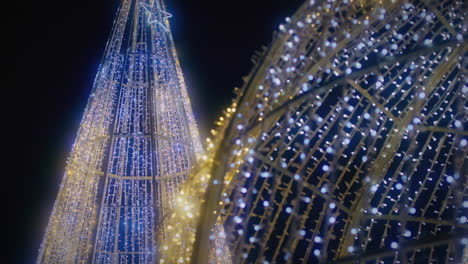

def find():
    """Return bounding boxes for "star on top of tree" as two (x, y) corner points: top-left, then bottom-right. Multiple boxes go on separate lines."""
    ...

(140, 1), (172, 32)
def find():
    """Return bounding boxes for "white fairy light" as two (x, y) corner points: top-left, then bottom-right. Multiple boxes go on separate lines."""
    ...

(322, 164), (330, 172)
(459, 216), (467, 224)
(234, 216), (242, 224)
(403, 230), (412, 237)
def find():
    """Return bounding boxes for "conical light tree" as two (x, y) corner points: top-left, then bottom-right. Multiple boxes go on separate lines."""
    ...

(37, 0), (230, 263)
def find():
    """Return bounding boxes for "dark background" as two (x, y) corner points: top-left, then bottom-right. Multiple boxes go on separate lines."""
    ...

(12, 0), (302, 263)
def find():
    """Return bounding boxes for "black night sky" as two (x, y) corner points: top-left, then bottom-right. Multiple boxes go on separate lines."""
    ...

(12, 0), (302, 263)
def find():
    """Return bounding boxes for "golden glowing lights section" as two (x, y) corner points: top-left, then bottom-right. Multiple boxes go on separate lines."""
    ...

(163, 0), (467, 263)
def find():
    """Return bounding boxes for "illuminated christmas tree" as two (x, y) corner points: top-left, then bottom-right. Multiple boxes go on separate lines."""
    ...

(161, 0), (467, 263)
(37, 0), (230, 263)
